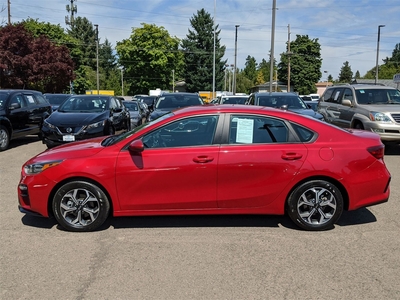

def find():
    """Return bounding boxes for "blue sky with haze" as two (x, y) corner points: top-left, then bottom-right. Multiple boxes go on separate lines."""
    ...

(2, 0), (399, 81)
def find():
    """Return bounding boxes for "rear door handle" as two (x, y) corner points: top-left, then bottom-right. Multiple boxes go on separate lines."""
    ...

(281, 153), (303, 160)
(193, 156), (214, 163)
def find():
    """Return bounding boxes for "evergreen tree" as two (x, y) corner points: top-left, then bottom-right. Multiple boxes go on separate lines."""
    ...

(277, 35), (322, 95)
(338, 61), (353, 83)
(243, 55), (257, 84)
(67, 17), (97, 70)
(257, 58), (272, 84)
(355, 70), (360, 79)
(181, 9), (226, 92)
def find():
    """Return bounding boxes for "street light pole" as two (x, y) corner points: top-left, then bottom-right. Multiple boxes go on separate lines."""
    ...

(375, 25), (385, 85)
(94, 24), (99, 95)
(120, 68), (124, 96)
(233, 25), (239, 95)
(324, 70), (328, 88)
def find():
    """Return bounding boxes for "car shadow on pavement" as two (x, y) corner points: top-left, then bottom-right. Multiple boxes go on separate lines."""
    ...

(20, 208), (377, 232)
(336, 208), (377, 227)
(21, 215), (58, 229)
(384, 143), (400, 155)
(6, 135), (41, 150)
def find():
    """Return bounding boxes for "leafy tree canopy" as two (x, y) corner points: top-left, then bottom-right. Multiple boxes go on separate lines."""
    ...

(116, 23), (184, 95)
(0, 23), (74, 92)
(338, 61), (353, 83)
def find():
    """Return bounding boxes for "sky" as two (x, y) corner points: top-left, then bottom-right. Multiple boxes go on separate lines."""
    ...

(1, 0), (399, 81)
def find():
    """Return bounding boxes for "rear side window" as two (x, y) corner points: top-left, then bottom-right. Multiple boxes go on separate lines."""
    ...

(291, 123), (316, 142)
(34, 93), (49, 104)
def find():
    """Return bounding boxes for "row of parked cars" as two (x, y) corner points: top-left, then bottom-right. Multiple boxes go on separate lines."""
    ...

(2, 84), (399, 152)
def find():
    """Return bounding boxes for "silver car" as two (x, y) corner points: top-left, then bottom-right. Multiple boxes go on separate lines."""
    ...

(318, 84), (400, 143)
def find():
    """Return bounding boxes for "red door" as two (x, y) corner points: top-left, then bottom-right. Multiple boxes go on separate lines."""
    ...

(115, 146), (219, 211)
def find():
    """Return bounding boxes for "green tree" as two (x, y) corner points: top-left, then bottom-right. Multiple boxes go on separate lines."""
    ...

(364, 43), (400, 79)
(256, 58), (272, 84)
(327, 74), (334, 83)
(99, 38), (117, 76)
(181, 8), (226, 92)
(354, 70), (361, 79)
(67, 17), (97, 70)
(116, 23), (183, 95)
(338, 61), (353, 83)
(242, 55), (257, 84)
(277, 35), (322, 95)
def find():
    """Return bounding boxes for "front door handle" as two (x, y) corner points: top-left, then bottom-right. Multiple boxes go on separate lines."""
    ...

(193, 156), (214, 163)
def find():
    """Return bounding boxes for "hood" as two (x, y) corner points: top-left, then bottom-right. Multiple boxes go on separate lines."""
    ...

(289, 108), (324, 120)
(358, 103), (400, 113)
(47, 110), (108, 126)
(150, 109), (171, 120)
(32, 136), (106, 162)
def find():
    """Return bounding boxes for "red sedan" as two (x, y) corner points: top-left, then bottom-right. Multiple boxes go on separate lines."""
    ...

(18, 105), (391, 232)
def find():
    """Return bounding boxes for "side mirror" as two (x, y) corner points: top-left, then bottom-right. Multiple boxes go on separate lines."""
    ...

(128, 139), (144, 153)
(9, 103), (21, 110)
(342, 99), (352, 107)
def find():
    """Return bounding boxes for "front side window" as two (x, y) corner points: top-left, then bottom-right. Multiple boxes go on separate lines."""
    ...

(10, 94), (26, 108)
(341, 88), (353, 102)
(142, 115), (218, 148)
(229, 115), (288, 144)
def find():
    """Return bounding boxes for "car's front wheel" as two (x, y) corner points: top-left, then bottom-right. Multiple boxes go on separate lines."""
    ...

(287, 180), (343, 231)
(0, 125), (10, 151)
(52, 181), (110, 232)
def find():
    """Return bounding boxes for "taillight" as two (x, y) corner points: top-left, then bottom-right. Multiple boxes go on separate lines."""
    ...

(367, 145), (385, 159)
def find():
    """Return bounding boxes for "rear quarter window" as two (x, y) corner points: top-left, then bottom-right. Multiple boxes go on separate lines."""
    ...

(291, 123), (316, 142)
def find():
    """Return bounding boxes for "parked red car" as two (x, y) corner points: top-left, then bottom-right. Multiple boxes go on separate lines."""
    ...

(18, 105), (391, 232)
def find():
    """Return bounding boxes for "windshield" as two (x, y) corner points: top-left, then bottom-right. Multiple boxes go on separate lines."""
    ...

(101, 112), (174, 146)
(58, 96), (108, 112)
(44, 94), (71, 105)
(0, 92), (8, 110)
(355, 89), (400, 104)
(141, 96), (156, 106)
(155, 94), (203, 109)
(257, 95), (308, 109)
(221, 97), (248, 104)
(123, 101), (138, 111)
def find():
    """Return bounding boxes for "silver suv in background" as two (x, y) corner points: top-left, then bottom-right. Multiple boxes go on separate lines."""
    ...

(318, 84), (400, 143)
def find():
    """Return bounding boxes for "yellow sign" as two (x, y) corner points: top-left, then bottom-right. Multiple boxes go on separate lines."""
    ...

(86, 90), (115, 95)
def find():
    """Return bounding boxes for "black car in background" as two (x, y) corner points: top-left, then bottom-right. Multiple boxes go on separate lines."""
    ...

(122, 100), (147, 128)
(41, 95), (130, 148)
(44, 93), (73, 111)
(149, 93), (204, 121)
(0, 89), (52, 151)
(246, 92), (324, 121)
(140, 95), (157, 111)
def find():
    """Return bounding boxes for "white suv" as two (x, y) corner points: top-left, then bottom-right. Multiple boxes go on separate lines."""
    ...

(318, 84), (400, 143)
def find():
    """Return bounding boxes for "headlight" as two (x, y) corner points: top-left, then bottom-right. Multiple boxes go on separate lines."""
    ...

(24, 160), (63, 175)
(369, 112), (392, 123)
(43, 119), (56, 129)
(85, 120), (106, 130)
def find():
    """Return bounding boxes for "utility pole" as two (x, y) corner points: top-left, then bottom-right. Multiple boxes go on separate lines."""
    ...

(287, 24), (292, 93)
(65, 0), (77, 28)
(172, 69), (175, 92)
(94, 24), (99, 95)
(7, 0), (11, 25)
(233, 25), (240, 95)
(269, 0), (277, 93)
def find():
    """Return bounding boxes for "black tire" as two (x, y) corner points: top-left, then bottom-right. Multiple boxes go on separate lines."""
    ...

(107, 125), (115, 136)
(287, 180), (343, 231)
(354, 122), (364, 130)
(52, 181), (110, 232)
(0, 125), (10, 151)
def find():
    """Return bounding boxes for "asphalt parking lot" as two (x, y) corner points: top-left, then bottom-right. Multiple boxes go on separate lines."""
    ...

(1, 137), (399, 300)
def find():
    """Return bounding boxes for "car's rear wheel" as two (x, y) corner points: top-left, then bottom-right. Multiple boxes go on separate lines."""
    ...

(52, 181), (110, 232)
(287, 180), (343, 231)
(0, 125), (10, 151)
